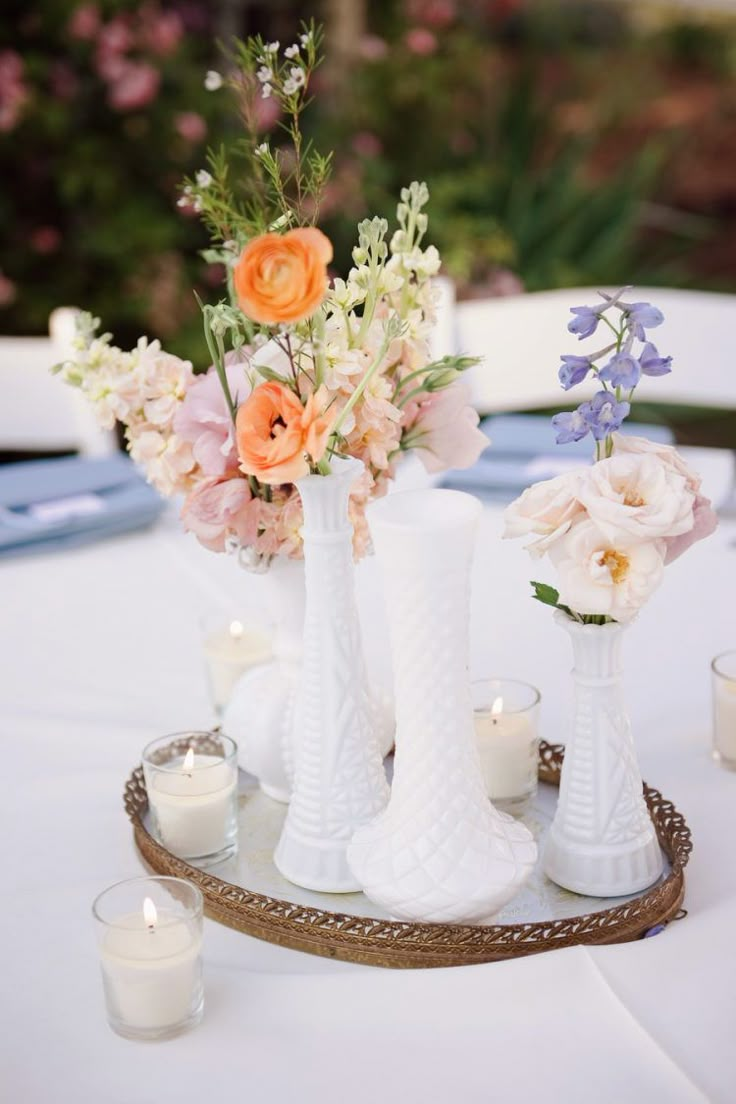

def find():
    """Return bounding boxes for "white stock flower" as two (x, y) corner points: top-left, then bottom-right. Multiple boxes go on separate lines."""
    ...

(549, 519), (665, 622)
(578, 452), (695, 543)
(204, 70), (222, 91)
(503, 471), (585, 557)
(127, 427), (195, 496)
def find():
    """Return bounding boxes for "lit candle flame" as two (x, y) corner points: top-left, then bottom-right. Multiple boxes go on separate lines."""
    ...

(143, 896), (157, 931)
(491, 697), (504, 718)
(229, 620), (244, 641)
(183, 747), (195, 772)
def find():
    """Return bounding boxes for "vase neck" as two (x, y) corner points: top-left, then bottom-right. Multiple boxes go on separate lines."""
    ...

(556, 614), (626, 684)
(296, 457), (363, 541)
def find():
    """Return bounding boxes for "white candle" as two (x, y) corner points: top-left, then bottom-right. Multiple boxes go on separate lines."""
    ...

(203, 619), (271, 713)
(474, 697), (538, 803)
(100, 897), (202, 1034)
(714, 677), (736, 765)
(148, 747), (237, 859)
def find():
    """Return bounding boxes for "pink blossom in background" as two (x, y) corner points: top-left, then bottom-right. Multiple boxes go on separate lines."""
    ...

(68, 4), (101, 41)
(406, 0), (457, 28)
(174, 111), (207, 142)
(0, 51), (28, 133)
(352, 131), (383, 158)
(358, 36), (389, 62)
(174, 358), (250, 477)
(405, 28), (438, 56)
(181, 475), (259, 553)
(664, 493), (718, 564)
(97, 17), (134, 57)
(0, 270), (17, 306)
(405, 381), (488, 473)
(254, 93), (281, 132)
(108, 62), (160, 111)
(143, 11), (184, 56)
(49, 61), (80, 101)
(30, 227), (62, 254)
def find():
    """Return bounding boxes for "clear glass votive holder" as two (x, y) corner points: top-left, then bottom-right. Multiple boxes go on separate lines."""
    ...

(92, 876), (204, 1041)
(712, 651), (736, 770)
(472, 678), (541, 811)
(142, 731), (239, 866)
(200, 611), (272, 720)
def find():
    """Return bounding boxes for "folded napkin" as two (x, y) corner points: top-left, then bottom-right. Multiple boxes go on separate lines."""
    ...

(0, 454), (164, 559)
(441, 414), (674, 501)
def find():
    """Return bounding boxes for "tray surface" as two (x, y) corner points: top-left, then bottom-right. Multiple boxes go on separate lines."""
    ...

(124, 742), (692, 968)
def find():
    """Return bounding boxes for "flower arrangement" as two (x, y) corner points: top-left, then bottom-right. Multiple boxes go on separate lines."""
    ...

(55, 23), (487, 568)
(503, 289), (718, 623)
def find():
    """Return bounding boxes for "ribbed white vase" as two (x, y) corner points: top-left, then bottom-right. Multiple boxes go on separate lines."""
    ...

(274, 457), (390, 892)
(224, 556), (304, 803)
(347, 489), (537, 924)
(544, 612), (663, 896)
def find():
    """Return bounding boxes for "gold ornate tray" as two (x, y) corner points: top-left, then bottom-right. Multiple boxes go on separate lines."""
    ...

(124, 741), (692, 968)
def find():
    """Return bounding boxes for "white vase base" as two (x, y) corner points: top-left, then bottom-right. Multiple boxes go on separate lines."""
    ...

(543, 831), (664, 898)
(259, 782), (290, 804)
(274, 828), (363, 894)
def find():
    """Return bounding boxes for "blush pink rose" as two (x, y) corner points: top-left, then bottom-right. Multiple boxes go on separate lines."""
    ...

(405, 381), (488, 474)
(173, 356), (250, 477)
(663, 493), (718, 564)
(181, 475), (259, 553)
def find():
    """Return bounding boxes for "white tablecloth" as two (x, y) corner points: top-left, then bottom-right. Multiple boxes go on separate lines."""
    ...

(2, 452), (735, 1103)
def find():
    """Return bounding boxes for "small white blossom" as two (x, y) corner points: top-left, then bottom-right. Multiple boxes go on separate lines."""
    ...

(289, 66), (305, 87)
(299, 32), (311, 47)
(256, 65), (273, 84)
(255, 142), (269, 157)
(204, 70), (222, 91)
(282, 78), (298, 96)
(176, 196), (189, 208)
(265, 41), (279, 53)
(261, 83), (272, 99)
(195, 170), (213, 188)
(285, 44), (300, 59)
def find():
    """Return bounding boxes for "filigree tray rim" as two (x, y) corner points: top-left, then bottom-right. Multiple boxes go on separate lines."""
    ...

(123, 740), (692, 969)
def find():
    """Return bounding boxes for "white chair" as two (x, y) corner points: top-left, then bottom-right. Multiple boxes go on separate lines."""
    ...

(456, 287), (736, 414)
(0, 309), (116, 456)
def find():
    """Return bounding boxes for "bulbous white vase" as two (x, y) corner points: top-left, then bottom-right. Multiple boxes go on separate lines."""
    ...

(274, 457), (390, 892)
(544, 612), (663, 897)
(224, 556), (304, 803)
(347, 489), (537, 924)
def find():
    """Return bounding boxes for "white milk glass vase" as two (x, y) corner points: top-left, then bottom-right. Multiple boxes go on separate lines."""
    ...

(544, 612), (663, 897)
(274, 456), (389, 892)
(347, 489), (537, 924)
(224, 556), (305, 803)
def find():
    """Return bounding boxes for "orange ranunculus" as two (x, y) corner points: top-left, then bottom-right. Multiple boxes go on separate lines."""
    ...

(233, 227), (333, 325)
(235, 381), (334, 485)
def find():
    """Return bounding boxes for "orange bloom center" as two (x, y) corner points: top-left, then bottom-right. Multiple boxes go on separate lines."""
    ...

(601, 549), (630, 584)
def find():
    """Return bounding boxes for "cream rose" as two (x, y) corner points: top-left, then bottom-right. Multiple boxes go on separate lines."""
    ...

(503, 470), (584, 557)
(612, 432), (702, 494)
(549, 519), (665, 622)
(577, 453), (695, 544)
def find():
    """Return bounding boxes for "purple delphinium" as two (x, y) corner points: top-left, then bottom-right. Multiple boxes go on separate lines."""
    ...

(579, 391), (631, 441)
(639, 342), (672, 376)
(552, 408), (590, 444)
(598, 351), (641, 389)
(558, 355), (591, 390)
(567, 305), (600, 339)
(626, 302), (664, 341)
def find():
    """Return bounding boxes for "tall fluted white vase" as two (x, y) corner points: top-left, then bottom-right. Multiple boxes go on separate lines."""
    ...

(544, 613), (663, 896)
(224, 556), (304, 803)
(348, 489), (537, 924)
(274, 457), (389, 892)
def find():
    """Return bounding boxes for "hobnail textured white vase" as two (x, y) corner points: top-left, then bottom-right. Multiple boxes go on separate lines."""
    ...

(224, 556), (304, 803)
(347, 489), (537, 924)
(274, 457), (390, 892)
(543, 612), (663, 897)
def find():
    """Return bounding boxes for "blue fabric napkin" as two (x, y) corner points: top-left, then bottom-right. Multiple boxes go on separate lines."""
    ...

(441, 415), (674, 501)
(0, 454), (164, 559)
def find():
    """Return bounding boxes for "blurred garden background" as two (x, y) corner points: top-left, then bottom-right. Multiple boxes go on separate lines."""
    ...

(3, 0), (736, 367)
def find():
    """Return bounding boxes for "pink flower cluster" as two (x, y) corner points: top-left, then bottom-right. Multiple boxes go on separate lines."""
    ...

(0, 51), (29, 133)
(504, 434), (718, 622)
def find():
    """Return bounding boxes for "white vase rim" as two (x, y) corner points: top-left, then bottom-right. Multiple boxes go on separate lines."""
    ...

(368, 488), (482, 531)
(553, 610), (630, 634)
(295, 455), (364, 490)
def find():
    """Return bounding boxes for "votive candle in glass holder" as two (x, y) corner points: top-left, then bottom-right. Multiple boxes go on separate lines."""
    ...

(472, 679), (541, 810)
(93, 876), (204, 1041)
(142, 731), (238, 866)
(712, 651), (736, 769)
(201, 613), (272, 718)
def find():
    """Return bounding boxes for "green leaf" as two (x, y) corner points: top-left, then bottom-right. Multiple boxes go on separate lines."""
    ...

(530, 581), (562, 609)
